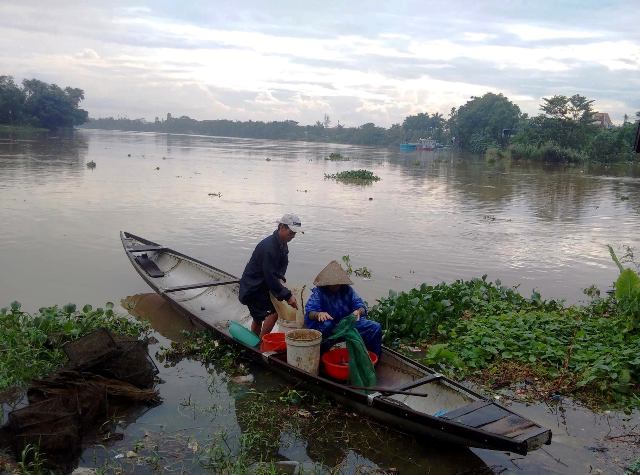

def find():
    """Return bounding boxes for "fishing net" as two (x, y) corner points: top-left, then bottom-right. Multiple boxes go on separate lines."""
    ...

(328, 314), (376, 388)
(91, 337), (158, 389)
(63, 330), (158, 389)
(4, 329), (160, 471)
(62, 328), (118, 369)
(8, 397), (82, 469)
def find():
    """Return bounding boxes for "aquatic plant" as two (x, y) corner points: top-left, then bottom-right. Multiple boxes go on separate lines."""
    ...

(156, 330), (249, 376)
(324, 169), (380, 183)
(369, 276), (640, 410)
(325, 152), (350, 161)
(509, 142), (587, 163)
(17, 443), (47, 474)
(342, 255), (373, 279)
(484, 147), (509, 161)
(609, 245), (640, 331)
(369, 276), (559, 342)
(0, 302), (149, 390)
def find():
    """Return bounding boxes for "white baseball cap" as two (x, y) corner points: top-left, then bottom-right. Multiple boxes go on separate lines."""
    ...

(277, 213), (304, 233)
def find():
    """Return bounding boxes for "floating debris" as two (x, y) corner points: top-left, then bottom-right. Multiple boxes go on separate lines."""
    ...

(231, 374), (254, 384)
(325, 152), (350, 161)
(325, 169), (380, 184)
(208, 192), (222, 197)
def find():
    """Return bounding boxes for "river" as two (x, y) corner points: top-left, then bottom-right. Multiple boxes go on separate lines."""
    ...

(1, 129), (639, 473)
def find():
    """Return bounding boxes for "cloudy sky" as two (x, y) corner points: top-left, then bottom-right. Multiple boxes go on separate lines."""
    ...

(2, 0), (639, 126)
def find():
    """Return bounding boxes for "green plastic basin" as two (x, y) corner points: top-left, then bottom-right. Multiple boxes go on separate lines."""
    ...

(229, 321), (260, 347)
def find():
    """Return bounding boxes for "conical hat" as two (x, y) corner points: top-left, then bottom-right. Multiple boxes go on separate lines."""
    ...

(313, 260), (353, 286)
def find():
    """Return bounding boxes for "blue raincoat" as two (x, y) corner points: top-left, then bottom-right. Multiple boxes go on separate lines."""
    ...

(304, 285), (382, 356)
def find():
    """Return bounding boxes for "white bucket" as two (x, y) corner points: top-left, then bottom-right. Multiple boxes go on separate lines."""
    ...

(285, 329), (322, 376)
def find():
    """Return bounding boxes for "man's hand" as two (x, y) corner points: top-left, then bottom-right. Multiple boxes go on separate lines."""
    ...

(287, 295), (298, 310)
(317, 312), (333, 322)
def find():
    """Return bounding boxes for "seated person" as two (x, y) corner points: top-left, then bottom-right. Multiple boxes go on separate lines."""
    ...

(304, 260), (382, 357)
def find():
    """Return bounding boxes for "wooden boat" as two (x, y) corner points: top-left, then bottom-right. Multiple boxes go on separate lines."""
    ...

(121, 231), (552, 455)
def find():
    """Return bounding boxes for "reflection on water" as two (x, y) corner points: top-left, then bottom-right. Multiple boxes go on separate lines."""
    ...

(121, 293), (199, 341)
(0, 130), (89, 182)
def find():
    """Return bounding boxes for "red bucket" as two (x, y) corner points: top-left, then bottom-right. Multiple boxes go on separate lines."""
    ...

(260, 332), (286, 353)
(321, 347), (378, 381)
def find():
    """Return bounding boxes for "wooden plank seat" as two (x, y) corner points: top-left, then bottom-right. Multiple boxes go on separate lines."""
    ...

(440, 400), (492, 420)
(134, 254), (165, 278)
(163, 280), (240, 293)
(442, 401), (536, 438)
(478, 414), (536, 438)
(451, 404), (511, 428)
(127, 245), (167, 253)
(394, 374), (441, 391)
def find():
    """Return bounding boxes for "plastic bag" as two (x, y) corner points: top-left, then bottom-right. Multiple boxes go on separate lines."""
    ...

(270, 283), (309, 328)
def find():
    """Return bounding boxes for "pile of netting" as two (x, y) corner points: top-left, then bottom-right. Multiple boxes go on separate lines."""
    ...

(2, 328), (160, 471)
(328, 314), (377, 388)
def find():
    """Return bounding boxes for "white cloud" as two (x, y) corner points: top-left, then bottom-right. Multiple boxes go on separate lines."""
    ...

(463, 32), (495, 42)
(504, 24), (604, 42)
(0, 1), (637, 126)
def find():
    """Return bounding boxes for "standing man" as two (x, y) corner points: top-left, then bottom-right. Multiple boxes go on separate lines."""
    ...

(239, 213), (303, 337)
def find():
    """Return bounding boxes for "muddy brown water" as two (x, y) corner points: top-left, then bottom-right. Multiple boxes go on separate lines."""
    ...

(1, 130), (639, 473)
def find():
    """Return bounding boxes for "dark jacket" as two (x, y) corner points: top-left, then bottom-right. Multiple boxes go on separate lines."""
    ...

(239, 230), (291, 303)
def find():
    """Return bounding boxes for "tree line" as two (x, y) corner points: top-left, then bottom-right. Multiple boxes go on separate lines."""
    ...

(3, 74), (634, 163)
(0, 76), (88, 130)
(84, 93), (638, 163)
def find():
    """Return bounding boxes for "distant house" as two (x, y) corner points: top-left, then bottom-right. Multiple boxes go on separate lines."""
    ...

(593, 112), (613, 128)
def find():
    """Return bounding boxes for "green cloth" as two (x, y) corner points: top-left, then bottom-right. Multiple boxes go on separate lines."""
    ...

(328, 314), (377, 388)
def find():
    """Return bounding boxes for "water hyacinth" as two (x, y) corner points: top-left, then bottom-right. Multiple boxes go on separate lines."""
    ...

(0, 302), (149, 390)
